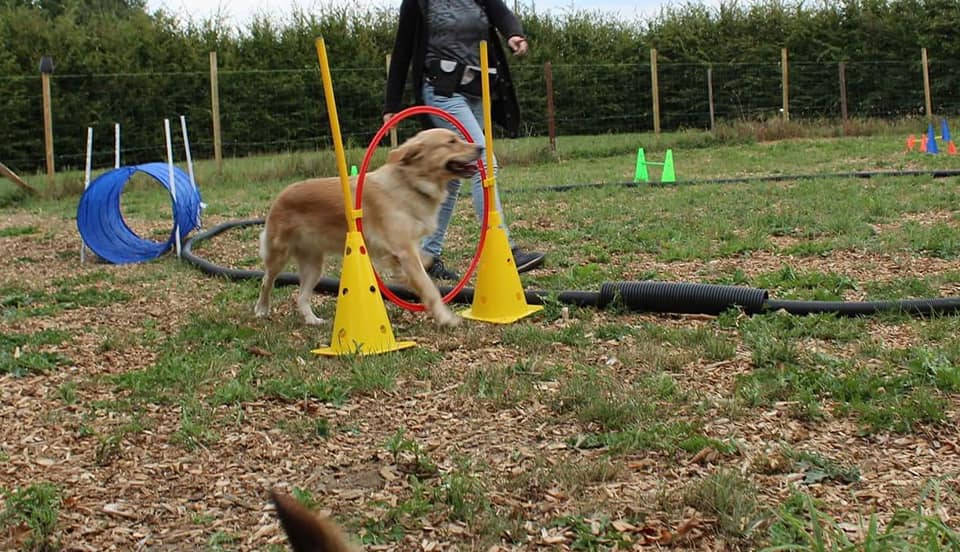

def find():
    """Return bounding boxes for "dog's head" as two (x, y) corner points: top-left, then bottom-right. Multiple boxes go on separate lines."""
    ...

(386, 128), (484, 181)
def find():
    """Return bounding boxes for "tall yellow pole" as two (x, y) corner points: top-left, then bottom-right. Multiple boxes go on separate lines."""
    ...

(461, 41), (542, 324)
(479, 41), (496, 185)
(311, 36), (413, 356)
(315, 37), (359, 232)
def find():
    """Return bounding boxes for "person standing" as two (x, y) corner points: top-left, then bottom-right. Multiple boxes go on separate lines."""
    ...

(382, 0), (546, 281)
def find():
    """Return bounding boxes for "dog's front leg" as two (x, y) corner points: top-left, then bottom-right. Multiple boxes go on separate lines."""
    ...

(394, 245), (458, 327)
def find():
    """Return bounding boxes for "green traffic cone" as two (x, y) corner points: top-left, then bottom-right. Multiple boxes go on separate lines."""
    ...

(634, 148), (649, 183)
(661, 150), (676, 183)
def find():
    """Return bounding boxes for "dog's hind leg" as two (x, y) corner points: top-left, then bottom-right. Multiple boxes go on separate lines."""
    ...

(294, 253), (326, 326)
(255, 230), (287, 318)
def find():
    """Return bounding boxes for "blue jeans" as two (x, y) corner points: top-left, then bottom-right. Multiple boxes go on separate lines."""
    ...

(420, 83), (512, 258)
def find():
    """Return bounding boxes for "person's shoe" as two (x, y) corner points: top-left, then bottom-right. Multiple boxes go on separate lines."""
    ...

(425, 256), (461, 281)
(512, 248), (546, 273)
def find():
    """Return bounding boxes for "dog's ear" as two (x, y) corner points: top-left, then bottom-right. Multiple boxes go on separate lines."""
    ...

(271, 490), (355, 552)
(387, 141), (423, 165)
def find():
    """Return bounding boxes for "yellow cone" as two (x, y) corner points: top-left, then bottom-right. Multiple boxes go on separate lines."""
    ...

(461, 40), (543, 324)
(313, 231), (415, 356)
(461, 209), (543, 324)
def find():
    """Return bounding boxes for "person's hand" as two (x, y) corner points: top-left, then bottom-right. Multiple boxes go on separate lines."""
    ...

(383, 113), (395, 124)
(507, 36), (528, 56)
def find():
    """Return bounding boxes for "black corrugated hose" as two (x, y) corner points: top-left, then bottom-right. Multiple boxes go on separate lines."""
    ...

(517, 169), (960, 193)
(181, 218), (960, 318)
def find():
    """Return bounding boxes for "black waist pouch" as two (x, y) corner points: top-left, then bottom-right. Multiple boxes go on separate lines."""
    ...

(458, 69), (498, 97)
(426, 59), (465, 97)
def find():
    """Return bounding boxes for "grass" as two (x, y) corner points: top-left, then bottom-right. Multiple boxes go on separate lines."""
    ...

(94, 414), (151, 466)
(276, 416), (330, 441)
(385, 428), (438, 477)
(734, 314), (958, 432)
(781, 447), (861, 485)
(461, 358), (554, 407)
(172, 398), (220, 451)
(501, 321), (591, 349)
(0, 483), (62, 551)
(358, 480), (433, 545)
(683, 469), (765, 540)
(0, 329), (72, 376)
(548, 514), (636, 550)
(2, 120), (960, 549)
(438, 456), (489, 522)
(0, 225), (37, 237)
(355, 449), (489, 543)
(547, 365), (740, 455)
(1, 280), (131, 321)
(764, 486), (960, 551)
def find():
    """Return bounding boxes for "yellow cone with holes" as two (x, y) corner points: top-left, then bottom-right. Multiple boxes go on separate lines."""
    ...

(461, 207), (543, 324)
(312, 36), (414, 356)
(312, 231), (415, 356)
(461, 40), (542, 324)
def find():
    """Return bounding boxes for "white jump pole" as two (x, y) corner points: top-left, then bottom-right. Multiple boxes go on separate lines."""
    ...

(178, 115), (203, 226)
(80, 127), (93, 264)
(179, 115), (196, 192)
(163, 118), (182, 258)
(114, 123), (121, 168)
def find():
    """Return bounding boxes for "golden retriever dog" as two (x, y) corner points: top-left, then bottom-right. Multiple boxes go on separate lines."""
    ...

(272, 490), (355, 552)
(254, 128), (482, 327)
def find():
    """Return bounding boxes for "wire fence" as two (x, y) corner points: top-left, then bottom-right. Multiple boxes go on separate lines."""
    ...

(2, 52), (959, 175)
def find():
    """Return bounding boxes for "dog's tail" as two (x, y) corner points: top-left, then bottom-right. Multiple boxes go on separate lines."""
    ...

(271, 490), (354, 552)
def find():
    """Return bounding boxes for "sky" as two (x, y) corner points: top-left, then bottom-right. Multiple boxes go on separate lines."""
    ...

(144, 0), (715, 29)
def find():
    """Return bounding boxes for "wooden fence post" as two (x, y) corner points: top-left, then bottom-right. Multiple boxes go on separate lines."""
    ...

(209, 51), (223, 174)
(0, 162), (38, 194)
(781, 48), (789, 121)
(544, 61), (556, 154)
(838, 61), (848, 134)
(40, 55), (55, 188)
(921, 47), (932, 122)
(650, 48), (660, 135)
(707, 66), (715, 131)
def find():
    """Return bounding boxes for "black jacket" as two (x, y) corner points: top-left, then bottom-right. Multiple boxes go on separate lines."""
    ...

(383, 0), (524, 136)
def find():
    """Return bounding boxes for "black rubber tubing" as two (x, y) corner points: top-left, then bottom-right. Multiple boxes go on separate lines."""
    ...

(510, 169), (960, 194)
(181, 218), (960, 318)
(763, 298), (960, 316)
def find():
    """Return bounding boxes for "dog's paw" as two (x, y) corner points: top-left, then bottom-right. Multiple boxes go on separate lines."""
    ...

(435, 308), (460, 328)
(254, 303), (270, 318)
(304, 315), (326, 326)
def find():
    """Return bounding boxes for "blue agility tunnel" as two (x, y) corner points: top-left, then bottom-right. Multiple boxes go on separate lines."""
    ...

(77, 162), (202, 264)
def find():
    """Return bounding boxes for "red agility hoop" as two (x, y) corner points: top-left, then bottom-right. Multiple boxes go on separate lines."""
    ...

(355, 105), (491, 312)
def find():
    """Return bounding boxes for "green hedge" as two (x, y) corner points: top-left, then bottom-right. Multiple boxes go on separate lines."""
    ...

(2, 0), (959, 171)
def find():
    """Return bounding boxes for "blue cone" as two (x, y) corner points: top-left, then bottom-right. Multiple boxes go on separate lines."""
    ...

(927, 123), (939, 154)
